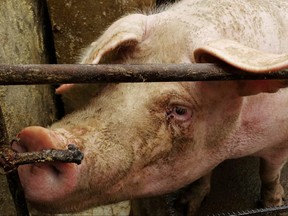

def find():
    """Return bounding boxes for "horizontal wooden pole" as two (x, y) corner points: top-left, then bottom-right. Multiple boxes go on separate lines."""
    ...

(0, 64), (287, 85)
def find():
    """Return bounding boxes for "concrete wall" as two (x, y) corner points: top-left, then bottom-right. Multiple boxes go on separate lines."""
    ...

(0, 0), (57, 214)
(46, 0), (155, 64)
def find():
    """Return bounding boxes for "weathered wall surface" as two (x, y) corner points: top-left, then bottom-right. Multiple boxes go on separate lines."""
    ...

(47, 0), (155, 64)
(0, 0), (57, 214)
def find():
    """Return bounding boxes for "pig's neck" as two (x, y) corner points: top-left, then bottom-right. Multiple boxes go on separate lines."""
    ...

(223, 89), (288, 159)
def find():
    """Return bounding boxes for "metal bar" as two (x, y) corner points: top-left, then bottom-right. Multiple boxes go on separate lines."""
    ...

(0, 64), (288, 85)
(210, 204), (288, 215)
(0, 107), (29, 216)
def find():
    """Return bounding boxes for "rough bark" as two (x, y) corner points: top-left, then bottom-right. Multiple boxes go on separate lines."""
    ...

(0, 0), (57, 214)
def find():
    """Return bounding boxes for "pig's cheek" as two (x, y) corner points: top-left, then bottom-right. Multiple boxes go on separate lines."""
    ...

(18, 163), (79, 203)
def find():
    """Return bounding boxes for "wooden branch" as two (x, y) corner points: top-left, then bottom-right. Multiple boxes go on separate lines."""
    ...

(0, 144), (84, 174)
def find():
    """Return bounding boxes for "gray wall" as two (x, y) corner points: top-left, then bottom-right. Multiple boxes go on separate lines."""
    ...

(0, 0), (57, 214)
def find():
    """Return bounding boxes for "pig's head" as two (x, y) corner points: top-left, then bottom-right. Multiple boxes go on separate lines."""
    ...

(14, 14), (288, 213)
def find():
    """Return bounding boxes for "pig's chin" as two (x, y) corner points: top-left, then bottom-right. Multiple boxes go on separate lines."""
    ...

(17, 162), (78, 205)
(14, 126), (80, 206)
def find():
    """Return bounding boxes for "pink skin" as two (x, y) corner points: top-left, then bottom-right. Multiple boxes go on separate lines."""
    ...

(14, 82), (227, 212)
(14, 0), (288, 214)
(56, 84), (74, 94)
(14, 82), (288, 213)
(13, 127), (79, 204)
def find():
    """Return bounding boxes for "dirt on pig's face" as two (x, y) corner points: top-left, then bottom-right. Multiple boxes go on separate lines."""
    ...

(14, 12), (242, 212)
(15, 80), (240, 212)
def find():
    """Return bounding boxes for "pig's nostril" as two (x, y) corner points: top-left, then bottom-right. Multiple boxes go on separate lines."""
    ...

(51, 164), (61, 176)
(11, 139), (28, 153)
(30, 163), (61, 177)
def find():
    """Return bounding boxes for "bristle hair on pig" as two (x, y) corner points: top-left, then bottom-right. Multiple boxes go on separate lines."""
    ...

(14, 0), (288, 215)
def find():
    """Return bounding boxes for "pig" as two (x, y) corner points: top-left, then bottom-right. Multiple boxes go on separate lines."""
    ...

(13, 0), (288, 215)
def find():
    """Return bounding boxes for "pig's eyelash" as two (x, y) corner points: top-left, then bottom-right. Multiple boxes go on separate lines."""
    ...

(166, 105), (193, 122)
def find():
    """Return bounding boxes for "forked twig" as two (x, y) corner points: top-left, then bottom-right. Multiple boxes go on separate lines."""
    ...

(0, 144), (84, 174)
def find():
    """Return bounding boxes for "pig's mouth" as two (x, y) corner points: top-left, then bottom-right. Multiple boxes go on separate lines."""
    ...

(12, 126), (80, 205)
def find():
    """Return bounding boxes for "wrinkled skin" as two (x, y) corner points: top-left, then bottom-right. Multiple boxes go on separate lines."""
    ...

(14, 0), (288, 214)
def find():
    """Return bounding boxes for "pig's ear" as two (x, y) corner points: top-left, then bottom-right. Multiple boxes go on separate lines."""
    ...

(56, 14), (147, 94)
(194, 39), (288, 96)
(80, 14), (147, 64)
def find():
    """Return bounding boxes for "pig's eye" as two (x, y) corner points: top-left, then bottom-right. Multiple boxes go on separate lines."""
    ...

(174, 107), (187, 115)
(167, 105), (192, 121)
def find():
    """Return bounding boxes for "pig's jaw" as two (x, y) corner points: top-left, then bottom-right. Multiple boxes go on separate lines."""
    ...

(14, 126), (81, 206)
(106, 147), (218, 201)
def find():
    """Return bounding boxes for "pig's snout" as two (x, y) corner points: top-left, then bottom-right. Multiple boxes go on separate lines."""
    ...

(13, 126), (80, 205)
